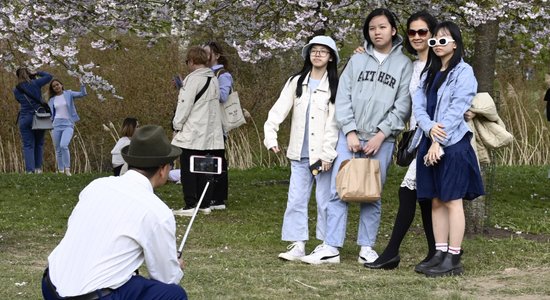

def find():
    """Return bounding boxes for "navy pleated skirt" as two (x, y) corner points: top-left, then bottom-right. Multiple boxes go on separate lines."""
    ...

(416, 132), (484, 202)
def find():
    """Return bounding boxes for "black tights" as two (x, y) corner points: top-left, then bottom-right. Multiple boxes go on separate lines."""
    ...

(376, 186), (435, 263)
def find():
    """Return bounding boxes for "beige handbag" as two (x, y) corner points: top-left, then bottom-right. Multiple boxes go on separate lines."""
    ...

(336, 156), (382, 202)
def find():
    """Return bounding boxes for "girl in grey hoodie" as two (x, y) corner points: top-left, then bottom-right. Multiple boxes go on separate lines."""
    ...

(301, 8), (413, 265)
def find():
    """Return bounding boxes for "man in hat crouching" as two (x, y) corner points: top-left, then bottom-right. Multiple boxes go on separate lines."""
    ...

(42, 125), (187, 300)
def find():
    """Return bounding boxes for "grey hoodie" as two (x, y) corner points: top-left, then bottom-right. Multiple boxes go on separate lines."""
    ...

(335, 35), (413, 142)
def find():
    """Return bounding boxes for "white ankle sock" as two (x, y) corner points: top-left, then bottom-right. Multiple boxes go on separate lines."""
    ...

(435, 243), (448, 252)
(448, 246), (461, 255)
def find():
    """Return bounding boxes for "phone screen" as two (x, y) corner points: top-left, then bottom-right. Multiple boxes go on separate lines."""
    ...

(191, 156), (221, 174)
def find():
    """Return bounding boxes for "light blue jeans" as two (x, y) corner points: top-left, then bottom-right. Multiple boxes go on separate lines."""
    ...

(325, 131), (394, 248)
(282, 158), (333, 242)
(52, 118), (74, 171)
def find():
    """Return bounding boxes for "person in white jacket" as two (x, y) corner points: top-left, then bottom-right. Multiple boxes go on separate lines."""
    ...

(264, 36), (340, 261)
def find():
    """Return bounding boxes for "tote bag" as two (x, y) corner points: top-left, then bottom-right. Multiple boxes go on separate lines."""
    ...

(336, 156), (382, 203)
(220, 90), (246, 132)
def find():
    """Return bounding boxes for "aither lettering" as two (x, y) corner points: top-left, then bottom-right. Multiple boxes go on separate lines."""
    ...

(357, 70), (396, 89)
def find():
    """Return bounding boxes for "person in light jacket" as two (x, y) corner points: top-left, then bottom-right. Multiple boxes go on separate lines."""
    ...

(48, 79), (87, 176)
(412, 21), (484, 277)
(264, 36), (340, 261)
(301, 8), (413, 265)
(172, 46), (222, 217)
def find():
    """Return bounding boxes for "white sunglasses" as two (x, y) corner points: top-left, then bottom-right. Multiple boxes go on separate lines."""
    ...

(428, 37), (455, 47)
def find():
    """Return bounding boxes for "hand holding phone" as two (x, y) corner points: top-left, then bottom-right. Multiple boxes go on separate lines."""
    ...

(173, 75), (183, 89)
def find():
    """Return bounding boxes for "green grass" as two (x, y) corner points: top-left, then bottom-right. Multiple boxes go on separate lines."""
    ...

(0, 165), (549, 299)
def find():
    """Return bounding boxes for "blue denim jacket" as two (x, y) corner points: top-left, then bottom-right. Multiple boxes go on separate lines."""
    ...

(48, 85), (87, 123)
(410, 59), (477, 148)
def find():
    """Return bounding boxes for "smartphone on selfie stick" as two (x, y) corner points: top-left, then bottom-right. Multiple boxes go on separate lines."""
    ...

(177, 155), (222, 258)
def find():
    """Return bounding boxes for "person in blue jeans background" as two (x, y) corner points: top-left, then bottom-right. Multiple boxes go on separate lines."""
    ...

(47, 79), (87, 176)
(13, 68), (53, 174)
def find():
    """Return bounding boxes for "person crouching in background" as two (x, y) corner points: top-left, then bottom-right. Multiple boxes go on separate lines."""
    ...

(111, 117), (138, 176)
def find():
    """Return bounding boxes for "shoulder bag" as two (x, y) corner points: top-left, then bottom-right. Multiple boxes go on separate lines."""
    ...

(336, 155), (382, 202)
(396, 129), (416, 167)
(17, 85), (53, 130)
(215, 68), (246, 132)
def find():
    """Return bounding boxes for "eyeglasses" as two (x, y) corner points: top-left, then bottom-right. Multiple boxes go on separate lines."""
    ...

(428, 37), (455, 47)
(407, 28), (429, 37)
(310, 49), (330, 57)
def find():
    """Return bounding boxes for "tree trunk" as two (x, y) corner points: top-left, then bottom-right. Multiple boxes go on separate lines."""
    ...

(471, 20), (499, 93)
(464, 20), (499, 235)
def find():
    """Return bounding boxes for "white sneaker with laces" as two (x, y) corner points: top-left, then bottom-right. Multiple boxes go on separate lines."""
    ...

(278, 242), (305, 261)
(300, 243), (340, 265)
(358, 246), (379, 264)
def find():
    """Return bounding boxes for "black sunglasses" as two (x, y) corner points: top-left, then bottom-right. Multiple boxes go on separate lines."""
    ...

(407, 28), (430, 37)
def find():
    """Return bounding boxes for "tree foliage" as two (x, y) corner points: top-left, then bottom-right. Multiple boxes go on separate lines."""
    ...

(1, 0), (548, 99)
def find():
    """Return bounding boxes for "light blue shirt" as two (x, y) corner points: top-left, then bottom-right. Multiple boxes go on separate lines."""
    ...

(212, 64), (233, 103)
(300, 78), (321, 158)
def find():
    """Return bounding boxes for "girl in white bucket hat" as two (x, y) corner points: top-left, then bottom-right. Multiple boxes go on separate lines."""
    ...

(264, 36), (340, 261)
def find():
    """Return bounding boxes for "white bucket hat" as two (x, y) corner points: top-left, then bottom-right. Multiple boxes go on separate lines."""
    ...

(301, 35), (340, 64)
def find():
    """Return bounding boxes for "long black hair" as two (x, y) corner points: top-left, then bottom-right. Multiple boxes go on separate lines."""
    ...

(422, 21), (465, 93)
(403, 10), (438, 56)
(291, 44), (339, 104)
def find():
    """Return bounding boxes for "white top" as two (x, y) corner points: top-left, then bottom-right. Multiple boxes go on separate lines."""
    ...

(373, 49), (389, 64)
(47, 170), (183, 297)
(53, 95), (70, 119)
(111, 136), (131, 166)
(400, 59), (427, 190)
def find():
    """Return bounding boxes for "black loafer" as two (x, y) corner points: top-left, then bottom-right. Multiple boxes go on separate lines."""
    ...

(364, 255), (400, 270)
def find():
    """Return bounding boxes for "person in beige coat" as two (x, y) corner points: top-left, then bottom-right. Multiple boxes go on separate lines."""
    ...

(264, 36), (340, 261)
(172, 46), (223, 217)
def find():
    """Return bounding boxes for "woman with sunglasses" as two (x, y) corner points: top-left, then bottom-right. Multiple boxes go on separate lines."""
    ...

(301, 8), (412, 265)
(264, 36), (339, 261)
(411, 21), (484, 277)
(364, 10), (437, 271)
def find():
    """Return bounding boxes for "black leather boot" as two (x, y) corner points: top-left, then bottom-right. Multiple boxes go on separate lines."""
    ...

(415, 250), (445, 274)
(424, 252), (464, 277)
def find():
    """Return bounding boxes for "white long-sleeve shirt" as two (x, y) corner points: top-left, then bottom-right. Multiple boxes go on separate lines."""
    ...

(47, 170), (183, 297)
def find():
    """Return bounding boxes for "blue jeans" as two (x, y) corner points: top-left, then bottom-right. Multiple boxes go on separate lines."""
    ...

(282, 158), (333, 242)
(325, 131), (394, 248)
(52, 119), (74, 170)
(18, 113), (45, 172)
(42, 270), (187, 300)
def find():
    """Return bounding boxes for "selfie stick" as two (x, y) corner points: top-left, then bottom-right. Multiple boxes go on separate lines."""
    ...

(177, 181), (210, 258)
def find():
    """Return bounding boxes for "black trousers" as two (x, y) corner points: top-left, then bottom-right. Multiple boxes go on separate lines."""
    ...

(211, 148), (228, 205)
(179, 148), (225, 209)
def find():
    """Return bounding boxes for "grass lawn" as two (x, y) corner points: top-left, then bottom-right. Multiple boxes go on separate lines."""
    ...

(1, 165), (549, 299)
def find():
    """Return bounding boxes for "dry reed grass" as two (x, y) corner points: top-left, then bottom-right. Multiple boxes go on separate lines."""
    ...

(0, 34), (547, 173)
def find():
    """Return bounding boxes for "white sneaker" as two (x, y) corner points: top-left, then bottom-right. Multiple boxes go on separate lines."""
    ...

(64, 168), (72, 176)
(173, 208), (195, 217)
(173, 207), (211, 216)
(210, 204), (226, 210)
(198, 207), (212, 215)
(300, 243), (340, 265)
(278, 242), (305, 261)
(358, 246), (379, 264)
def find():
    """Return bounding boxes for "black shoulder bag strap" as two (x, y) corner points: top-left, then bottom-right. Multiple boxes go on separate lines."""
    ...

(194, 76), (212, 104)
(172, 76), (212, 131)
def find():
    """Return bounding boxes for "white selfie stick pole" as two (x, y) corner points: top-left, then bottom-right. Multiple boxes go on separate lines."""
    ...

(177, 181), (210, 258)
